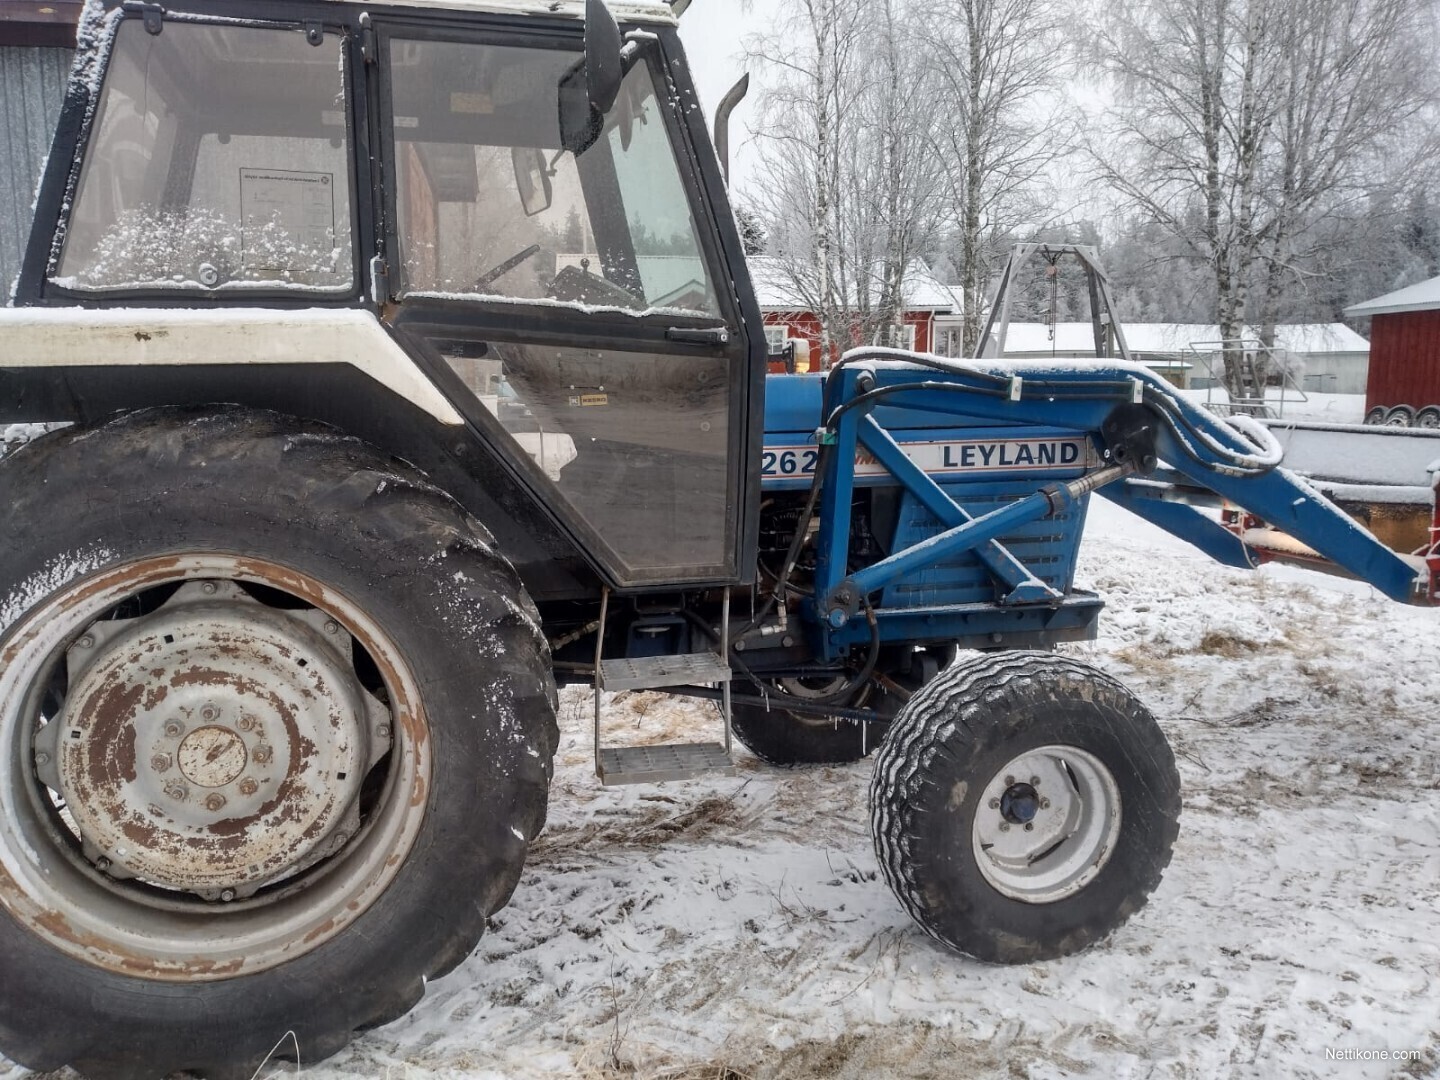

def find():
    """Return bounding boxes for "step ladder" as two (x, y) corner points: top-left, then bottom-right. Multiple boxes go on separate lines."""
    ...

(592, 586), (737, 785)
(1230, 351), (1270, 416)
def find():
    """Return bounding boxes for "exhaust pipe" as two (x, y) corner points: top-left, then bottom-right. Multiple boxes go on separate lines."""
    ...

(714, 72), (750, 186)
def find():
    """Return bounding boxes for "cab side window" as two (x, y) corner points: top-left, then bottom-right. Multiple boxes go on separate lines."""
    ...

(389, 38), (719, 317)
(56, 20), (354, 294)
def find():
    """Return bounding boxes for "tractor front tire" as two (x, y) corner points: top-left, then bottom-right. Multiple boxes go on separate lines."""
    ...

(871, 651), (1180, 963)
(0, 408), (557, 1079)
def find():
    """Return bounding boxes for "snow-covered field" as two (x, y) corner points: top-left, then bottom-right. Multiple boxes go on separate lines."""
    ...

(3, 503), (1437, 1080)
(1178, 389), (1368, 425)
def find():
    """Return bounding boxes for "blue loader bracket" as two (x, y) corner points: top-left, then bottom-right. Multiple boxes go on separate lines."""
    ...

(806, 354), (1422, 638)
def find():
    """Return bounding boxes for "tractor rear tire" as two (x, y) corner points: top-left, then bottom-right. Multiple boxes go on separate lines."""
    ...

(0, 407), (557, 1079)
(871, 651), (1180, 963)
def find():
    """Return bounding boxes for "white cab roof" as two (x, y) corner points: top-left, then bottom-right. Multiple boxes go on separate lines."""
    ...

(343, 0), (678, 25)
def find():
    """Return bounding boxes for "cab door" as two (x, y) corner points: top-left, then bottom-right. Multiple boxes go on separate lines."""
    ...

(374, 22), (755, 588)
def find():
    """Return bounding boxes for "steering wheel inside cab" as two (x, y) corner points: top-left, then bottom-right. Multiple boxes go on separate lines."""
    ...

(547, 261), (642, 309)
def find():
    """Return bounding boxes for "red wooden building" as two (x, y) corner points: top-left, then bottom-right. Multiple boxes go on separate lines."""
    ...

(747, 256), (961, 367)
(1345, 276), (1440, 426)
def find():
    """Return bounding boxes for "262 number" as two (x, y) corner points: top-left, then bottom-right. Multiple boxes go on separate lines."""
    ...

(762, 448), (819, 476)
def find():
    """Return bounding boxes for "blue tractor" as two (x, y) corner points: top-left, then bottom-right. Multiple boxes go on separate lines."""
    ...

(0, 0), (1428, 1075)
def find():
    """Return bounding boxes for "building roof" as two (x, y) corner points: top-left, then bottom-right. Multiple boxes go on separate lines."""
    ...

(1266, 323), (1371, 353)
(1344, 275), (1440, 317)
(0, 1), (84, 47)
(995, 322), (1369, 357)
(748, 256), (960, 313)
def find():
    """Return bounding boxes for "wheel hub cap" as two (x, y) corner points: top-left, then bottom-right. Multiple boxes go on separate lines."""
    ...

(177, 727), (248, 788)
(971, 745), (1122, 904)
(999, 781), (1040, 825)
(52, 582), (374, 898)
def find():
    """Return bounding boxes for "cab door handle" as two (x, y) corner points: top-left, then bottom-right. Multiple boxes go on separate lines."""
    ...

(665, 326), (731, 346)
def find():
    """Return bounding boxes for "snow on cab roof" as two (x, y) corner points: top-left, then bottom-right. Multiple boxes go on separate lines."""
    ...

(336, 0), (678, 25)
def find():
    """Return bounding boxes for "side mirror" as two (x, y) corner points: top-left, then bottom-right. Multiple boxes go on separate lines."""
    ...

(512, 147), (554, 217)
(558, 0), (624, 156)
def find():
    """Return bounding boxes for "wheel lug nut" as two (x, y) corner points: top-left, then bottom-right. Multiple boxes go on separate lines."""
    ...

(34, 751), (50, 767)
(150, 754), (172, 772)
(219, 889), (236, 903)
(989, 798), (1000, 809)
(1024, 822), (1034, 831)
(252, 746), (272, 764)
(201, 581), (218, 595)
(201, 704), (219, 722)
(165, 782), (189, 801)
(94, 856), (111, 872)
(377, 725), (391, 741)
(237, 716), (255, 732)
(238, 778), (258, 796)
(204, 794), (227, 813)
(1004, 775), (1015, 786)
(999, 822), (1010, 831)
(324, 619), (340, 635)
(1030, 776), (1041, 787)
(164, 721), (184, 738)
(1040, 798), (1050, 809)
(77, 634), (95, 649)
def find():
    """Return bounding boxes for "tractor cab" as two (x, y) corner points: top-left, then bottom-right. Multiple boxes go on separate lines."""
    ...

(17, 0), (763, 591)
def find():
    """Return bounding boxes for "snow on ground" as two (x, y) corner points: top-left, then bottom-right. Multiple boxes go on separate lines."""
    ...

(3, 502), (1437, 1080)
(0, 424), (64, 459)
(1178, 389), (1368, 425)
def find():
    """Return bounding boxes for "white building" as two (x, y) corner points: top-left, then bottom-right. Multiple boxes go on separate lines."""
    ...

(983, 322), (1370, 392)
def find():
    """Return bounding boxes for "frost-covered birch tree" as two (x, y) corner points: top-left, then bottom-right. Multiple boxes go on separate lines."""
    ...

(746, 0), (867, 362)
(746, 0), (947, 361)
(1089, 0), (1439, 396)
(921, 0), (1073, 355)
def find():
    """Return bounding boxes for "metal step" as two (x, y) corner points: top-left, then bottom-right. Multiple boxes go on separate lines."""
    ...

(599, 651), (731, 692)
(598, 742), (736, 786)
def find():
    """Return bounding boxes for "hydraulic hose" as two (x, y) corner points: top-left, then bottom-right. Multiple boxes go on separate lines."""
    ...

(735, 440), (833, 639)
(827, 348), (1283, 477)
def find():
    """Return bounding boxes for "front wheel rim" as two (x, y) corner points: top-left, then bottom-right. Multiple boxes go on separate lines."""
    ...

(971, 744), (1122, 904)
(0, 554), (432, 980)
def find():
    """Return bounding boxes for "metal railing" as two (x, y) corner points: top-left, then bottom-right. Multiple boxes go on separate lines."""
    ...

(1183, 339), (1310, 419)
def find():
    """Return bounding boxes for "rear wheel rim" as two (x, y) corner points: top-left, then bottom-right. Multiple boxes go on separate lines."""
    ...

(971, 744), (1122, 904)
(0, 554), (431, 980)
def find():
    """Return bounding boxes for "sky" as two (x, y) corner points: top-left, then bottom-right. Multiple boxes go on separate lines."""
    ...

(675, 0), (783, 195)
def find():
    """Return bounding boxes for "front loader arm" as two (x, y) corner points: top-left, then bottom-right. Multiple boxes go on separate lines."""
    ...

(813, 353), (1424, 607)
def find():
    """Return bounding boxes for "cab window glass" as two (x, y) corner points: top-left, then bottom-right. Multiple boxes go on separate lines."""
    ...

(56, 20), (353, 293)
(390, 39), (719, 317)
